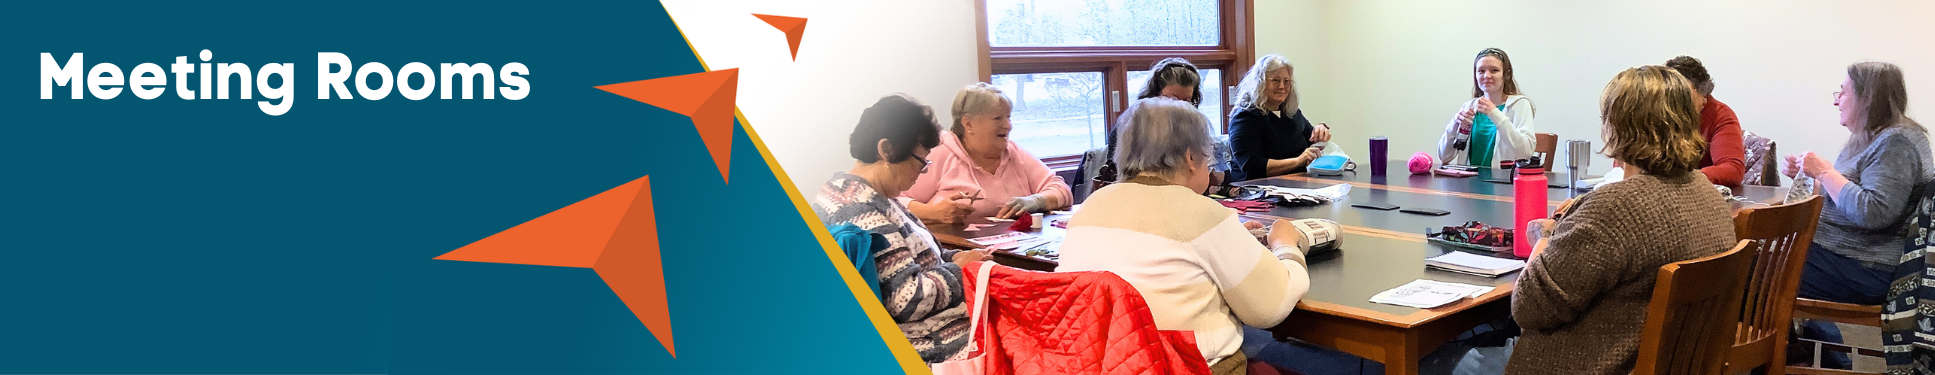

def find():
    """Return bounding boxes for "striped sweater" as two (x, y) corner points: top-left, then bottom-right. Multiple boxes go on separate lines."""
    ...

(813, 172), (969, 363)
(1055, 179), (1312, 368)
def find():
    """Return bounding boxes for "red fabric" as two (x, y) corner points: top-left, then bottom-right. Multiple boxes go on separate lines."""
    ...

(962, 263), (1213, 375)
(1697, 96), (1747, 189)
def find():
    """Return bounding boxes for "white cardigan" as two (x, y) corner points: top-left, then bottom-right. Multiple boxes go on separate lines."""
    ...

(1437, 95), (1537, 166)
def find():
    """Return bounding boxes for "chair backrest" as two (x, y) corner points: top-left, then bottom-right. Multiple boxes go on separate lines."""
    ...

(1635, 240), (1759, 375)
(1724, 196), (1825, 374)
(1741, 131), (1779, 186)
(1078, 147), (1108, 199)
(1534, 133), (1557, 168)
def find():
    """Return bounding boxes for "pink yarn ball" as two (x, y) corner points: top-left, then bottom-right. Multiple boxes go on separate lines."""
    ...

(1408, 152), (1434, 174)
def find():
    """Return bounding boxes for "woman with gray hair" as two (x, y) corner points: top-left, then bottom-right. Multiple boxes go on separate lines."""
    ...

(901, 82), (1073, 224)
(1784, 62), (1934, 369)
(1057, 97), (1312, 375)
(1228, 54), (1332, 181)
(1788, 61), (1933, 305)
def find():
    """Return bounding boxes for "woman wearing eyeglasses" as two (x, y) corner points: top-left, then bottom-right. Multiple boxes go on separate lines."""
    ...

(902, 83), (1072, 224)
(1438, 48), (1538, 167)
(1228, 54), (1332, 181)
(1784, 62), (1933, 370)
(815, 94), (994, 364)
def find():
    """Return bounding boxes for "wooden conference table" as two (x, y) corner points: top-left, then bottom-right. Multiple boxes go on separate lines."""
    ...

(929, 159), (1787, 375)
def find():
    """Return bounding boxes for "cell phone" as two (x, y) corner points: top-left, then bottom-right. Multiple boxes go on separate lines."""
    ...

(1482, 179), (1513, 184)
(1350, 203), (1400, 211)
(1441, 165), (1479, 171)
(1400, 208), (1452, 216)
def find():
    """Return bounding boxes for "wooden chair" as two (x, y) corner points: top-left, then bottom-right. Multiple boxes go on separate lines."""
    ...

(1635, 240), (1760, 375)
(1723, 196), (1825, 375)
(1787, 299), (1883, 374)
(1534, 132), (1557, 168)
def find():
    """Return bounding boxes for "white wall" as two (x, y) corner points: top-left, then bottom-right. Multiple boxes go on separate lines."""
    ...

(680, 0), (1935, 197)
(1262, 0), (1935, 176)
(662, 0), (982, 196)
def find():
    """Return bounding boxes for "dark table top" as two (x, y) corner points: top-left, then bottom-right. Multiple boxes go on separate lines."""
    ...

(1281, 231), (1519, 326)
(1337, 160), (1590, 198)
(927, 165), (1790, 327)
(1296, 159), (1788, 204)
(1235, 178), (1520, 235)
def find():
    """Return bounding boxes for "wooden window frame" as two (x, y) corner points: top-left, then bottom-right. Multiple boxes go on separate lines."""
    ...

(976, 0), (1256, 170)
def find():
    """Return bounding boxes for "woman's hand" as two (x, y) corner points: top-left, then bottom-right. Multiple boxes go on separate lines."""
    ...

(1798, 152), (1835, 179)
(952, 248), (994, 268)
(1475, 97), (1505, 120)
(912, 196), (974, 224)
(1456, 108), (1477, 130)
(1309, 123), (1332, 143)
(1266, 219), (1307, 255)
(1525, 218), (1558, 258)
(1244, 221), (1266, 231)
(997, 194), (1047, 219)
(1781, 154), (1803, 179)
(1296, 145), (1324, 164)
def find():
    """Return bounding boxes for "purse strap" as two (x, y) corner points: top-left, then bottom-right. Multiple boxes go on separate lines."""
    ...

(964, 261), (996, 344)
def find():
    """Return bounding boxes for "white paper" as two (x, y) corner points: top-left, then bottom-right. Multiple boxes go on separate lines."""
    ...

(1427, 251), (1527, 272)
(967, 232), (1032, 246)
(1369, 280), (1496, 309)
(1262, 183), (1351, 201)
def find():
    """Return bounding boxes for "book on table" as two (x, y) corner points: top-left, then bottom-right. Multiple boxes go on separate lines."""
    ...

(1425, 251), (1526, 277)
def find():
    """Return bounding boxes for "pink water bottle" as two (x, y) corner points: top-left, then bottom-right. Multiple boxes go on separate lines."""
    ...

(1513, 164), (1549, 258)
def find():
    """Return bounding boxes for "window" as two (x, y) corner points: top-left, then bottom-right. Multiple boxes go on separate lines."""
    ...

(978, 0), (1254, 168)
(1127, 68), (1224, 132)
(995, 72), (1107, 160)
(987, 0), (1221, 47)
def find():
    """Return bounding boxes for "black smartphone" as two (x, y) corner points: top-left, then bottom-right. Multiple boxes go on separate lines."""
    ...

(1482, 179), (1513, 184)
(1400, 208), (1452, 216)
(1351, 203), (1400, 211)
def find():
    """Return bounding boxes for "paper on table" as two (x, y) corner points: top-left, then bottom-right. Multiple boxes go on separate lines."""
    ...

(1369, 280), (1495, 309)
(968, 232), (1033, 246)
(1262, 184), (1352, 201)
(1426, 251), (1527, 276)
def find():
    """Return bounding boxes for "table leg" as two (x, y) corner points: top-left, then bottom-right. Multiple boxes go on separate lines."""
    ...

(1384, 332), (1422, 375)
(1270, 299), (1513, 375)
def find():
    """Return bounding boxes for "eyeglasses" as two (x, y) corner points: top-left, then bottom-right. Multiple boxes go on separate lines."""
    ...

(913, 154), (932, 173)
(1265, 77), (1293, 86)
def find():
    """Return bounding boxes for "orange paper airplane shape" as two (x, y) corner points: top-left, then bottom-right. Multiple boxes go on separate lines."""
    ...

(753, 13), (807, 60)
(596, 69), (739, 183)
(436, 176), (676, 357)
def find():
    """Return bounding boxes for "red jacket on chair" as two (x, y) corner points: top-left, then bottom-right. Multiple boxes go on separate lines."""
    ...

(962, 263), (1213, 375)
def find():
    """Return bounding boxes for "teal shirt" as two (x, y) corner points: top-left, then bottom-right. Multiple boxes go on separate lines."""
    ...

(1468, 104), (1506, 166)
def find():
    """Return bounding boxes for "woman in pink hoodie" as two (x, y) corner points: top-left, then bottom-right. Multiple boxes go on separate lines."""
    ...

(901, 83), (1073, 224)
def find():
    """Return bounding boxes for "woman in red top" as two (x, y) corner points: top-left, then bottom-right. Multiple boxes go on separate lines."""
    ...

(1664, 56), (1747, 188)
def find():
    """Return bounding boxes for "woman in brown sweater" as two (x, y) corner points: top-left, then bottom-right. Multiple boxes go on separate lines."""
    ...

(1505, 65), (1736, 375)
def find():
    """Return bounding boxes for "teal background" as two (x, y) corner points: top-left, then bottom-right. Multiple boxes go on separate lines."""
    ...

(1, 1), (900, 374)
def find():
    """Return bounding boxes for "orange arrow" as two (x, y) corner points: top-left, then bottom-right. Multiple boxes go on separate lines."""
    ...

(596, 69), (739, 184)
(437, 176), (676, 357)
(753, 14), (807, 60)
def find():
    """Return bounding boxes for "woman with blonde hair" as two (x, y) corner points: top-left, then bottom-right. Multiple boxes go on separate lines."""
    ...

(1507, 66), (1735, 375)
(1438, 48), (1537, 167)
(902, 82), (1072, 224)
(1227, 54), (1331, 181)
